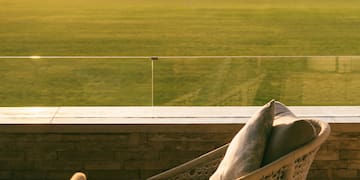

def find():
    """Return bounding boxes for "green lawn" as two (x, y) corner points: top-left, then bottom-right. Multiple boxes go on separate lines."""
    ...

(1, 0), (360, 55)
(1, 0), (360, 106)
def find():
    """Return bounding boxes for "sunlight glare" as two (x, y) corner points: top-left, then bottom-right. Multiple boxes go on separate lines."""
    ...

(30, 56), (41, 59)
(27, 108), (46, 113)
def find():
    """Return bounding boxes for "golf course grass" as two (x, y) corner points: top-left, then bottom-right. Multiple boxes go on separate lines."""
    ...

(1, 0), (360, 106)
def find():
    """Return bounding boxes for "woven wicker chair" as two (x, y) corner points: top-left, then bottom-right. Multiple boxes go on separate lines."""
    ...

(148, 119), (330, 180)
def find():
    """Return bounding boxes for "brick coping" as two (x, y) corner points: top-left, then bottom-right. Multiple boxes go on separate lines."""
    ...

(0, 106), (359, 124)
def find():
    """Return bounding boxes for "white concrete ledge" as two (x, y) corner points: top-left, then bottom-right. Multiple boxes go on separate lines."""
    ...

(0, 106), (359, 124)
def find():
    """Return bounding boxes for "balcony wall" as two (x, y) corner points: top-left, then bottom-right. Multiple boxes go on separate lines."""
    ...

(0, 107), (359, 180)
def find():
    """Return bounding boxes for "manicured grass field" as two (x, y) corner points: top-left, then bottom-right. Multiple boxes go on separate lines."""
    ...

(1, 0), (360, 56)
(0, 0), (360, 106)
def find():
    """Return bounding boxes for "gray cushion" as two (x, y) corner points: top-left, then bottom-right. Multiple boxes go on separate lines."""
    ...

(274, 101), (296, 120)
(261, 101), (316, 166)
(210, 100), (275, 180)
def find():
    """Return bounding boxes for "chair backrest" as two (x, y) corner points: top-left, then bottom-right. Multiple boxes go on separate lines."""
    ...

(147, 119), (330, 180)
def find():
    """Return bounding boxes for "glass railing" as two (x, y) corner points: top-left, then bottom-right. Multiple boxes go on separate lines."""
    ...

(0, 57), (152, 106)
(154, 56), (360, 106)
(1, 56), (359, 106)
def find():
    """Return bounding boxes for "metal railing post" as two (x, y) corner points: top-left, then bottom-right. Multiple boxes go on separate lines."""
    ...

(150, 56), (158, 106)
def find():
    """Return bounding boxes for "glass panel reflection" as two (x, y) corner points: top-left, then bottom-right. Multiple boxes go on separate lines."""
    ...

(154, 57), (360, 106)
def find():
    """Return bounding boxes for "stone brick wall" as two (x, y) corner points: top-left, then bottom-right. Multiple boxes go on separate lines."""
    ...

(309, 123), (360, 180)
(0, 123), (358, 180)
